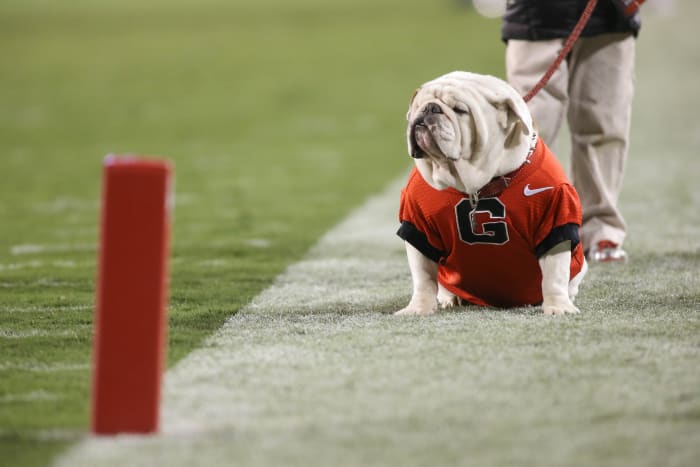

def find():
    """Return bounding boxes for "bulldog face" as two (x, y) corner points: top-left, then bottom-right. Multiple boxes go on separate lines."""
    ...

(406, 71), (534, 194)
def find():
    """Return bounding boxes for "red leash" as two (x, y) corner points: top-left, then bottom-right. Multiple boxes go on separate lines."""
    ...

(522, 0), (598, 102)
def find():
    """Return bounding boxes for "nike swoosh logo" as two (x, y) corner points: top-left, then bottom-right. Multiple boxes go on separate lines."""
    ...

(523, 184), (554, 196)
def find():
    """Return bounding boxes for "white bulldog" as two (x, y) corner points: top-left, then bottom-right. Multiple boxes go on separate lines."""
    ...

(396, 71), (586, 316)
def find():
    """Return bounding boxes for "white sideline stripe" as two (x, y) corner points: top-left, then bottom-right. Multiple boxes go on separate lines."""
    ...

(54, 176), (409, 467)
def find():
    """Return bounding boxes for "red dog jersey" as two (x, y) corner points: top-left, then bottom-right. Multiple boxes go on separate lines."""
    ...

(398, 138), (585, 308)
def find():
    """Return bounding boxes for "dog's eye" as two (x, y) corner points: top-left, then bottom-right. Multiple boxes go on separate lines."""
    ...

(452, 106), (468, 115)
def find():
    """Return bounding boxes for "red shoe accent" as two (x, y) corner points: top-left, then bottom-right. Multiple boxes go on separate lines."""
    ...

(588, 240), (628, 263)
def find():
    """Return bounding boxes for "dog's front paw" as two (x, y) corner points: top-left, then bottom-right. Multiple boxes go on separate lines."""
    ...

(394, 297), (437, 316)
(542, 294), (580, 315)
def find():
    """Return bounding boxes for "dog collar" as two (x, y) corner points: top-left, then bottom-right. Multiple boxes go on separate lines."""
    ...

(471, 132), (539, 202)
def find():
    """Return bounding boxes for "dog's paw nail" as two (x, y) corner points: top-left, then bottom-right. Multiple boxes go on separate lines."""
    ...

(543, 308), (562, 316)
(543, 305), (580, 316)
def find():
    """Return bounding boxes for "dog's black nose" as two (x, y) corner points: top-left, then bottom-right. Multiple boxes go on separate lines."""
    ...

(423, 102), (442, 114)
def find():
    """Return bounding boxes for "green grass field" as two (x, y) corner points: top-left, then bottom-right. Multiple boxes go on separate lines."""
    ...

(1, 0), (698, 466)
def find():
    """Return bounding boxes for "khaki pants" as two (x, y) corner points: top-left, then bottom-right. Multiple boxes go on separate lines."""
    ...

(506, 33), (635, 250)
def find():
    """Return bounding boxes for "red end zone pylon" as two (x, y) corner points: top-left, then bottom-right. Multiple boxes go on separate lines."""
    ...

(91, 155), (173, 435)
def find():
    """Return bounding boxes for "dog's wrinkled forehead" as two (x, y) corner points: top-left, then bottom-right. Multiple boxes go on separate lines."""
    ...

(408, 71), (532, 128)
(408, 87), (465, 125)
(408, 80), (469, 115)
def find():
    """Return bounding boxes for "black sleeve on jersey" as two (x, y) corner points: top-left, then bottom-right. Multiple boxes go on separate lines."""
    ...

(534, 223), (580, 258)
(397, 221), (445, 263)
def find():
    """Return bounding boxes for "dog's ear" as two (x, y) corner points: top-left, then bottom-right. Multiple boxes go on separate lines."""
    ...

(406, 87), (421, 121)
(493, 95), (533, 149)
(494, 97), (530, 132)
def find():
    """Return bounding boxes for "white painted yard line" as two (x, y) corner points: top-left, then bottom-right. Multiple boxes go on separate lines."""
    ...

(0, 260), (86, 271)
(0, 362), (90, 372)
(54, 176), (409, 467)
(0, 304), (92, 313)
(33, 197), (98, 214)
(10, 243), (97, 256)
(0, 260), (44, 271)
(0, 278), (82, 288)
(0, 390), (60, 403)
(0, 329), (83, 339)
(0, 303), (225, 314)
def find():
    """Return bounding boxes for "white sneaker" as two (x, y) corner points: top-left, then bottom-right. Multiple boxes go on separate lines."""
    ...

(587, 240), (628, 263)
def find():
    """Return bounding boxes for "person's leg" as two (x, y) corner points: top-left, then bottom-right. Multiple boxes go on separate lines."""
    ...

(506, 39), (568, 149)
(566, 33), (635, 259)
